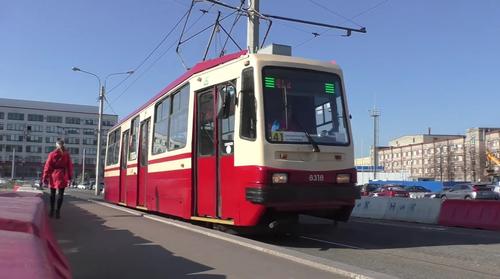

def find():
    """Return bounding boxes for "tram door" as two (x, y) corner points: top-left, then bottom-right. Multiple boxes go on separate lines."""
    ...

(195, 82), (236, 218)
(119, 130), (130, 204)
(137, 118), (150, 208)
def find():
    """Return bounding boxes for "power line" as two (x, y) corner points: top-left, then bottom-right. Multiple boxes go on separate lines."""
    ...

(107, 8), (191, 95)
(306, 0), (363, 28)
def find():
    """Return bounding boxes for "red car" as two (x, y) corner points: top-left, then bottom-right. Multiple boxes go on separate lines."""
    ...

(371, 185), (410, 198)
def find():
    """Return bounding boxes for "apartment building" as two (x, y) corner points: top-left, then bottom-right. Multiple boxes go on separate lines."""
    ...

(0, 98), (118, 179)
(358, 128), (500, 182)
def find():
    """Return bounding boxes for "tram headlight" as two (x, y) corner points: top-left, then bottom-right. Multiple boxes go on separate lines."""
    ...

(336, 173), (351, 184)
(272, 173), (288, 184)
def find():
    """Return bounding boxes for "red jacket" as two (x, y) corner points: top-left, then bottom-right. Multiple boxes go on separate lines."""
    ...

(42, 150), (74, 189)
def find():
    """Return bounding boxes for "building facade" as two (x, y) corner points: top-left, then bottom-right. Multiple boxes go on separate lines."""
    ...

(0, 98), (117, 180)
(357, 128), (500, 183)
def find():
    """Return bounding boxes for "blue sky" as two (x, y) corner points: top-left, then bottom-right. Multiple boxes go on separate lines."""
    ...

(1, 0), (499, 157)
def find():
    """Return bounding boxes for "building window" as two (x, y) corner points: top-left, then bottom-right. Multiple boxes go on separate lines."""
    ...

(28, 114), (44, 122)
(6, 135), (23, 142)
(25, 156), (42, 163)
(5, 145), (22, 152)
(85, 158), (96, 165)
(102, 120), (116, 127)
(83, 138), (97, 145)
(0, 112), (4, 119)
(26, 135), (43, 143)
(7, 113), (24, 121)
(83, 128), (95, 136)
(45, 146), (56, 153)
(84, 119), (98, 125)
(65, 117), (81, 125)
(46, 115), (63, 123)
(27, 125), (43, 133)
(65, 128), (80, 135)
(85, 148), (97, 155)
(65, 137), (80, 144)
(26, 145), (42, 153)
(46, 136), (58, 144)
(67, 147), (80, 155)
(0, 123), (3, 130)
(6, 123), (25, 131)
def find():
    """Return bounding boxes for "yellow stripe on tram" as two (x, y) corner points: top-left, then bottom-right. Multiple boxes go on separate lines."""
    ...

(190, 216), (234, 225)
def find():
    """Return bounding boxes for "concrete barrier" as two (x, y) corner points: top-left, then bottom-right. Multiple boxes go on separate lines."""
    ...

(351, 197), (442, 224)
(438, 200), (500, 231)
(383, 198), (442, 224)
(351, 197), (391, 219)
(0, 193), (71, 278)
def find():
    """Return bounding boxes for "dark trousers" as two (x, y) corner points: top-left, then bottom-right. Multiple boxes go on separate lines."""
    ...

(50, 188), (65, 213)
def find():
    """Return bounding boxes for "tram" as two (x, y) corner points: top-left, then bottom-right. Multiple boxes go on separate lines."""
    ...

(104, 48), (359, 229)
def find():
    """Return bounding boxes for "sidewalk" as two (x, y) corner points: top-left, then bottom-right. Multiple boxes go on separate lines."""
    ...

(50, 190), (345, 279)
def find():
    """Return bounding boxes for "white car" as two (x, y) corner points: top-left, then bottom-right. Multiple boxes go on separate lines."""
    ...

(77, 184), (90, 190)
(489, 185), (500, 200)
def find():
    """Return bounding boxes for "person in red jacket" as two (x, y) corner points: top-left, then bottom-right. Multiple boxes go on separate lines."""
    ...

(42, 139), (73, 219)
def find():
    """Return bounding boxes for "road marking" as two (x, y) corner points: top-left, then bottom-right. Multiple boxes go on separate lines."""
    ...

(88, 199), (397, 279)
(352, 219), (447, 231)
(300, 236), (363, 249)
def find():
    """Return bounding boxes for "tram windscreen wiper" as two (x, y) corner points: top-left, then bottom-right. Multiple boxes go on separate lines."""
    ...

(289, 116), (320, 153)
(304, 131), (321, 153)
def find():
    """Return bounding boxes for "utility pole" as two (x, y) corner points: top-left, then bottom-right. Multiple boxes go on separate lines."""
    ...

(95, 85), (105, 195)
(369, 109), (380, 179)
(247, 0), (260, 53)
(81, 148), (86, 185)
(11, 149), (15, 180)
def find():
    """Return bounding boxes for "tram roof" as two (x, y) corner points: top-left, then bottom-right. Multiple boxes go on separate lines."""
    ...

(114, 50), (248, 129)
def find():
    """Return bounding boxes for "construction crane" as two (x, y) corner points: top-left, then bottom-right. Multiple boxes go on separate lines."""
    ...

(486, 150), (500, 185)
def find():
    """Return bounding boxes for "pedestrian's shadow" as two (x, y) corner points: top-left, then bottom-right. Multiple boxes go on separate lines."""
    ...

(49, 196), (225, 279)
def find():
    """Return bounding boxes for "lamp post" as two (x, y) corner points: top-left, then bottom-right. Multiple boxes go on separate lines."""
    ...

(72, 67), (133, 195)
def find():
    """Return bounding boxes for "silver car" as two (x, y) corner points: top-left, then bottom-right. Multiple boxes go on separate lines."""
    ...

(488, 184), (500, 200)
(437, 183), (497, 200)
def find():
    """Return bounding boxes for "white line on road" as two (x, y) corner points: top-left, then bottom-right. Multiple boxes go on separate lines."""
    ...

(300, 236), (363, 249)
(351, 218), (447, 231)
(88, 199), (398, 279)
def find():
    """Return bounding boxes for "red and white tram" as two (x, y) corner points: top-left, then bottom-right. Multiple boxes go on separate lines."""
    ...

(104, 49), (359, 229)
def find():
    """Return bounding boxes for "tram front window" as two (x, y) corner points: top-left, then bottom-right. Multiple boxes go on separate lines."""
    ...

(263, 67), (349, 146)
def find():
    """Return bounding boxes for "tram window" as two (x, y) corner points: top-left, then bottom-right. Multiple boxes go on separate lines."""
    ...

(129, 116), (139, 160)
(219, 82), (236, 155)
(240, 67), (256, 140)
(198, 92), (215, 156)
(153, 97), (170, 155)
(106, 128), (121, 166)
(121, 130), (130, 169)
(168, 84), (189, 150)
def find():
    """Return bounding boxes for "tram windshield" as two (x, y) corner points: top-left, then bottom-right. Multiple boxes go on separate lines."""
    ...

(262, 67), (349, 146)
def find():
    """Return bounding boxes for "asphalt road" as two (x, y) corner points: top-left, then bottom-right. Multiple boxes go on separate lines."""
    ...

(255, 215), (500, 279)
(50, 190), (345, 279)
(60, 189), (500, 279)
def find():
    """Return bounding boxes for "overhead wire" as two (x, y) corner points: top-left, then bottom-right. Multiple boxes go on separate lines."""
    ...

(109, 3), (225, 105)
(293, 0), (389, 49)
(106, 8), (191, 95)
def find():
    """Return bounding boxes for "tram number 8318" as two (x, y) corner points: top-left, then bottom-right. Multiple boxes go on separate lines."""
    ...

(309, 174), (325, 182)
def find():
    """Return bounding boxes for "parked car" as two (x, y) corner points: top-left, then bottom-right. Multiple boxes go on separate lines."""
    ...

(359, 183), (380, 196)
(404, 186), (432, 199)
(77, 183), (91, 190)
(436, 183), (497, 200)
(488, 184), (500, 200)
(371, 185), (410, 198)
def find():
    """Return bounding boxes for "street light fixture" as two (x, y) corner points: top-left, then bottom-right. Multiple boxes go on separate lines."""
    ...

(72, 66), (133, 196)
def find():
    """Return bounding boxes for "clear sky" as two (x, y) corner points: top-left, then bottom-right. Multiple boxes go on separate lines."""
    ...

(1, 0), (499, 157)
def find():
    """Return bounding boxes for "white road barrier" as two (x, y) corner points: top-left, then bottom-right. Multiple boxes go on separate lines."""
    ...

(352, 197), (442, 224)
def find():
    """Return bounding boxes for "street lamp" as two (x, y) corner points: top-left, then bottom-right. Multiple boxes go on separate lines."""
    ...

(72, 67), (134, 195)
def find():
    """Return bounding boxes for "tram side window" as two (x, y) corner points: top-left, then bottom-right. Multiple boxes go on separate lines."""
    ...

(129, 117), (139, 160)
(168, 84), (189, 150)
(240, 68), (256, 140)
(219, 82), (236, 155)
(153, 98), (170, 155)
(106, 128), (121, 166)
